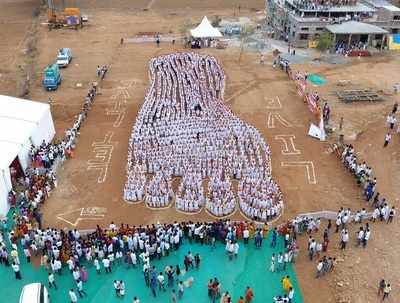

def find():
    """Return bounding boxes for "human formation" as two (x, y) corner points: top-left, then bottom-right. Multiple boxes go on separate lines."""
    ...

(124, 52), (283, 221)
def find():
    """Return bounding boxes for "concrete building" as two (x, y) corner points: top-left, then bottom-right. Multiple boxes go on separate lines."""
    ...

(266, 0), (400, 47)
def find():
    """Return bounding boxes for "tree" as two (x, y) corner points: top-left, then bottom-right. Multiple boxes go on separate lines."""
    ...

(238, 24), (255, 63)
(316, 32), (334, 51)
(211, 15), (222, 27)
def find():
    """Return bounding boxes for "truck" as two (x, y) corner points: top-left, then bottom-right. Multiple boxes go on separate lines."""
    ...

(47, 7), (88, 30)
(56, 48), (72, 67)
(42, 64), (61, 91)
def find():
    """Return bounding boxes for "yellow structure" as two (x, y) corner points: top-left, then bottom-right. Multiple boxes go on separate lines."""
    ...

(388, 35), (400, 50)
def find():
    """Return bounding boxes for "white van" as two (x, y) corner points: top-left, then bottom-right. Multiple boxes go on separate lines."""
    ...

(56, 48), (72, 67)
(19, 283), (50, 303)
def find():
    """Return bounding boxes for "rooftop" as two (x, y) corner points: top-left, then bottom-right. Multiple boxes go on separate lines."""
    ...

(326, 20), (389, 34)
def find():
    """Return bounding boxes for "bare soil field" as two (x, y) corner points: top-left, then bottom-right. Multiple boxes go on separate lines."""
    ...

(0, 0), (399, 302)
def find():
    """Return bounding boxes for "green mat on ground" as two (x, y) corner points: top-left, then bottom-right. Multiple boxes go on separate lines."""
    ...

(308, 74), (327, 86)
(1, 235), (303, 303)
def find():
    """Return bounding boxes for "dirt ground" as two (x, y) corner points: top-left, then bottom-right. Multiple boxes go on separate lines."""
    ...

(1, 0), (399, 302)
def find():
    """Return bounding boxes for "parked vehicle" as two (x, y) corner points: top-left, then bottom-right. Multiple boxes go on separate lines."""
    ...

(56, 48), (72, 67)
(42, 64), (61, 91)
(19, 283), (50, 303)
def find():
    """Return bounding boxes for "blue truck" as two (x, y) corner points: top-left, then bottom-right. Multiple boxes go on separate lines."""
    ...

(42, 64), (61, 91)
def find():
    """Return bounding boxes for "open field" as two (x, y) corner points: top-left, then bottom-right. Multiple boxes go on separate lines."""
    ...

(0, 0), (399, 302)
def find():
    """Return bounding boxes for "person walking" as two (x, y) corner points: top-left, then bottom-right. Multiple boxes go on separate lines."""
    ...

(378, 279), (386, 296)
(171, 289), (177, 303)
(76, 279), (87, 297)
(382, 283), (391, 301)
(340, 229), (349, 250)
(12, 262), (21, 280)
(178, 281), (184, 298)
(132, 297), (140, 303)
(384, 132), (391, 147)
(48, 272), (57, 289)
(69, 289), (78, 303)
(245, 286), (254, 303)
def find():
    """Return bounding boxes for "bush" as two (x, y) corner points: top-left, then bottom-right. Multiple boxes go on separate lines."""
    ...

(317, 32), (334, 51)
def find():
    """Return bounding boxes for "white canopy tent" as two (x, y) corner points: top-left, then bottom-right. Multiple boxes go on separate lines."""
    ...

(190, 16), (223, 38)
(0, 95), (55, 216)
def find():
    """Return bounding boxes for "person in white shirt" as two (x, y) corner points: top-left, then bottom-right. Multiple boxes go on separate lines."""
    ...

(316, 260), (324, 278)
(288, 287), (294, 303)
(157, 272), (165, 291)
(48, 272), (57, 289)
(384, 132), (391, 147)
(102, 257), (111, 273)
(132, 297), (140, 303)
(69, 289), (78, 303)
(362, 228), (371, 248)
(12, 262), (21, 280)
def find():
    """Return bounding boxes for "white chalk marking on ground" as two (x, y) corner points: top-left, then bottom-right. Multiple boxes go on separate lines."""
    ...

(107, 80), (137, 127)
(267, 112), (292, 128)
(224, 80), (256, 103)
(281, 161), (317, 184)
(87, 132), (116, 183)
(274, 134), (301, 155)
(56, 207), (107, 227)
(265, 96), (282, 109)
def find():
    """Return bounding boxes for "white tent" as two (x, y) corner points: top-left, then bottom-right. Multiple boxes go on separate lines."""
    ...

(0, 95), (55, 216)
(190, 16), (223, 38)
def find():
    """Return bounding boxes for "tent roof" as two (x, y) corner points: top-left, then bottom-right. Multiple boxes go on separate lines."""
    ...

(326, 21), (388, 35)
(0, 95), (50, 170)
(190, 16), (222, 38)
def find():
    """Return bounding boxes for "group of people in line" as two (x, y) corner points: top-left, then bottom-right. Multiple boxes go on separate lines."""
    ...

(340, 143), (396, 224)
(384, 103), (399, 147)
(7, 79), (100, 238)
(124, 52), (283, 222)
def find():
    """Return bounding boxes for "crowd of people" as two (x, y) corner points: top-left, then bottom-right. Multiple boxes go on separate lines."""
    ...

(334, 40), (368, 56)
(1, 218), (299, 302)
(124, 52), (283, 222)
(7, 80), (100, 234)
(292, 0), (358, 11)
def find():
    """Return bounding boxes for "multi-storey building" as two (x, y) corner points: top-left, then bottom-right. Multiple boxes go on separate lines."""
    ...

(266, 0), (400, 47)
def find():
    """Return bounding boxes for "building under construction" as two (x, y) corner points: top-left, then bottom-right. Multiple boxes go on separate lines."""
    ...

(265, 0), (400, 47)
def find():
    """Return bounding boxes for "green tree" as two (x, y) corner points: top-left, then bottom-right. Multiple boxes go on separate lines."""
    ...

(316, 32), (334, 51)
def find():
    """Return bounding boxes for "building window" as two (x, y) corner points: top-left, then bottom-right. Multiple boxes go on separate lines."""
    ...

(316, 27), (324, 31)
(394, 15), (400, 20)
(301, 27), (309, 31)
(300, 33), (309, 40)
